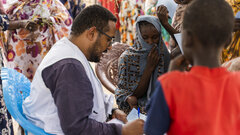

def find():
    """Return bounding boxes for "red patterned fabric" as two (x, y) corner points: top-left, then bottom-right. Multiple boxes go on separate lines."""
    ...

(98, 0), (121, 29)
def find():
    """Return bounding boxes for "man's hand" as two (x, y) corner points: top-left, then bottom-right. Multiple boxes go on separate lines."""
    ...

(234, 18), (240, 32)
(168, 54), (190, 72)
(112, 109), (128, 124)
(24, 21), (38, 32)
(146, 45), (160, 71)
(157, 5), (169, 25)
(127, 96), (137, 109)
(122, 119), (144, 135)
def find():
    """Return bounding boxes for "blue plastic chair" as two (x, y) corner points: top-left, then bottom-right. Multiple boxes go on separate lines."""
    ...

(1, 67), (52, 135)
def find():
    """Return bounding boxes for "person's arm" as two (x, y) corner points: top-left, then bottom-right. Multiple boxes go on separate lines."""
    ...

(116, 46), (160, 110)
(48, 0), (72, 27)
(132, 45), (160, 98)
(8, 20), (25, 30)
(0, 15), (31, 31)
(8, 20), (38, 31)
(144, 81), (170, 135)
(1, 13), (38, 31)
(168, 54), (191, 72)
(157, 5), (179, 50)
(115, 54), (135, 110)
(42, 59), (122, 135)
(157, 5), (179, 37)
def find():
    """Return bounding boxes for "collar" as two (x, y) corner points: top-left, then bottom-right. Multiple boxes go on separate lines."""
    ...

(190, 66), (229, 78)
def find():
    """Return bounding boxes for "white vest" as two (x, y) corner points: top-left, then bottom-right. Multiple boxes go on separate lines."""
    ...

(22, 37), (114, 135)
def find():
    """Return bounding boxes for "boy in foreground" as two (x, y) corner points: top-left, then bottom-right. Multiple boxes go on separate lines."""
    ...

(144, 0), (240, 134)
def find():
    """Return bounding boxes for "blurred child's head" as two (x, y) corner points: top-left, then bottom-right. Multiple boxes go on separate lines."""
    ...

(182, 0), (234, 62)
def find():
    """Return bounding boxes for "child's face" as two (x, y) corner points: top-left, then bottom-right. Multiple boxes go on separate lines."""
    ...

(140, 25), (160, 46)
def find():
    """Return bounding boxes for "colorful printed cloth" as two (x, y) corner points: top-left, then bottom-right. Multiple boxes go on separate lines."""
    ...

(3, 0), (72, 81)
(0, 14), (14, 135)
(98, 0), (121, 29)
(0, 14), (8, 31)
(172, 4), (188, 32)
(0, 0), (5, 14)
(116, 16), (170, 113)
(0, 71), (14, 135)
(227, 0), (240, 15)
(60, 0), (85, 19)
(222, 0), (240, 63)
(119, 0), (145, 46)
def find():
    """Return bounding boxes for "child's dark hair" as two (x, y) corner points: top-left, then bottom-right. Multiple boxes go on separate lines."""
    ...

(71, 5), (117, 36)
(183, 0), (234, 47)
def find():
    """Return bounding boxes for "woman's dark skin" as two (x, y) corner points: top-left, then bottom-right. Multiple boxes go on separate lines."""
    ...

(8, 20), (38, 32)
(157, 5), (178, 36)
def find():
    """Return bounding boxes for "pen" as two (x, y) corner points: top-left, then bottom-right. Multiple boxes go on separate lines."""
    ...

(138, 107), (140, 119)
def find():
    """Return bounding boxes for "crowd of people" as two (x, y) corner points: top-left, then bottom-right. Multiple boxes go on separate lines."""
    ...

(0, 0), (239, 135)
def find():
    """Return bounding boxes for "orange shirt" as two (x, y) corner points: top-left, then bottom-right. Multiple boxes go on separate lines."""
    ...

(145, 66), (240, 135)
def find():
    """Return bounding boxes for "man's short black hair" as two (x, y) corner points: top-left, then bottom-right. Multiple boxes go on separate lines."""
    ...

(71, 5), (117, 36)
(183, 0), (234, 47)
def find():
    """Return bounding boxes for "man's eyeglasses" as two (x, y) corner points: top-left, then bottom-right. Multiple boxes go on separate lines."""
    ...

(96, 28), (115, 46)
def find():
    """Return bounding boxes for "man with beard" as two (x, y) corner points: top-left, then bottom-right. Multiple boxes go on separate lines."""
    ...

(22, 5), (144, 135)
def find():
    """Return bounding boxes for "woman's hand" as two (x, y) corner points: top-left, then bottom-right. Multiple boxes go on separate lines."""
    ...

(127, 96), (137, 109)
(112, 109), (128, 124)
(24, 21), (38, 32)
(157, 5), (169, 25)
(146, 45), (160, 71)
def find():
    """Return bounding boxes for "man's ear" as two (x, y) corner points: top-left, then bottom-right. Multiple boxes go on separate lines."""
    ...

(86, 27), (98, 41)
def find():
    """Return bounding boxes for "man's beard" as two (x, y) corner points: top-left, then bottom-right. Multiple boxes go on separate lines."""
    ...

(88, 38), (102, 62)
